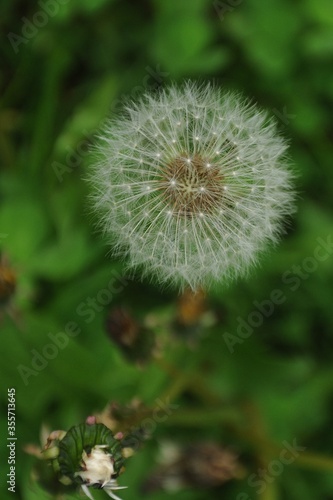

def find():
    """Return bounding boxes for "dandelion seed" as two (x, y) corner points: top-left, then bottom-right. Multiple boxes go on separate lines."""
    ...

(90, 82), (295, 291)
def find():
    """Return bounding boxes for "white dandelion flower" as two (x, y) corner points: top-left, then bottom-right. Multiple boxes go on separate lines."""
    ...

(90, 82), (295, 291)
(75, 446), (127, 500)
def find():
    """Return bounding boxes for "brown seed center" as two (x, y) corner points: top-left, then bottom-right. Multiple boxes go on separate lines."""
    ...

(160, 155), (224, 217)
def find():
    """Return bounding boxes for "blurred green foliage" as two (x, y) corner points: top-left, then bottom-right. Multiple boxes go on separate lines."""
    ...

(0, 0), (333, 499)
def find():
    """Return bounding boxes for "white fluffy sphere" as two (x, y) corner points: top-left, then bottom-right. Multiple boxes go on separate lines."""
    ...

(90, 82), (295, 290)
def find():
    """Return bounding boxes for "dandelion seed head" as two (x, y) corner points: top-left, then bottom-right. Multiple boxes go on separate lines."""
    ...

(90, 82), (295, 290)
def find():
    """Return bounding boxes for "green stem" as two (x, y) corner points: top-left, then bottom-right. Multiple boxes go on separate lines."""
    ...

(29, 47), (70, 174)
(159, 369), (194, 403)
(295, 451), (333, 472)
(163, 408), (242, 427)
(155, 359), (333, 475)
(156, 357), (221, 405)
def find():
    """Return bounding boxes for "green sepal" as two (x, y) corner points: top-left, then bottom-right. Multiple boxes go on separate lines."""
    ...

(58, 423), (124, 484)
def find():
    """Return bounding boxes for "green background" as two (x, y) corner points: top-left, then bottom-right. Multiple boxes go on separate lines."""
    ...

(1, 0), (333, 499)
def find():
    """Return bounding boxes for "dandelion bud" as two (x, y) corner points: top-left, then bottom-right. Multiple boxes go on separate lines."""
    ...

(105, 307), (156, 364)
(56, 423), (126, 500)
(90, 82), (295, 290)
(143, 441), (245, 493)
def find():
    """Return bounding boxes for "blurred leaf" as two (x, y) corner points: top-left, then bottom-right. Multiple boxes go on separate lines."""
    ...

(305, 0), (333, 25)
(0, 197), (49, 260)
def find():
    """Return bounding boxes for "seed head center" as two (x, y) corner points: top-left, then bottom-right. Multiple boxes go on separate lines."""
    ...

(161, 154), (224, 217)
